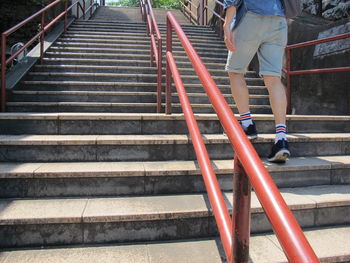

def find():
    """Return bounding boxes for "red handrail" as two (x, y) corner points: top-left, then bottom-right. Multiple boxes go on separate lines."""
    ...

(284, 32), (350, 114)
(166, 11), (319, 262)
(167, 50), (232, 259)
(140, 0), (162, 113)
(1, 0), (99, 112)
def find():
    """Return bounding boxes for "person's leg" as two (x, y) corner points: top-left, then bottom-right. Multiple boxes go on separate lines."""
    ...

(257, 16), (289, 162)
(228, 72), (250, 114)
(225, 13), (262, 138)
(263, 75), (287, 125)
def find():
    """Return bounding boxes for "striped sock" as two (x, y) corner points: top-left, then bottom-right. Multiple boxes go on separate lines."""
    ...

(240, 111), (253, 129)
(275, 124), (287, 143)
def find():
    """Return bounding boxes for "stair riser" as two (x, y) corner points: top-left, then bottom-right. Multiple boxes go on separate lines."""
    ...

(171, 96), (269, 105)
(44, 52), (228, 63)
(18, 83), (158, 92)
(66, 29), (218, 39)
(1, 119), (349, 135)
(2, 166), (347, 198)
(72, 23), (214, 31)
(69, 26), (217, 35)
(33, 66), (157, 74)
(48, 48), (228, 59)
(6, 105), (270, 114)
(0, 140), (349, 162)
(1, 205), (349, 248)
(25, 75), (262, 86)
(171, 107), (272, 114)
(18, 83), (267, 94)
(6, 105), (158, 113)
(58, 37), (226, 49)
(10, 94), (157, 103)
(31, 66), (241, 77)
(62, 34), (222, 43)
(9, 93), (267, 105)
(41, 59), (228, 71)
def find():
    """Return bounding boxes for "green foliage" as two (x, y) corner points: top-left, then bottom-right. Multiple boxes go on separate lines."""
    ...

(108, 0), (180, 9)
(152, 0), (181, 9)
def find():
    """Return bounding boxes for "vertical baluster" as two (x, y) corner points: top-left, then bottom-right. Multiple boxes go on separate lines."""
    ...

(1, 34), (7, 112)
(232, 154), (251, 263)
(40, 12), (45, 64)
(166, 17), (172, 114)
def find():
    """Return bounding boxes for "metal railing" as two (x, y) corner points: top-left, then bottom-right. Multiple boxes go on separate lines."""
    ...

(178, 0), (201, 25)
(140, 0), (162, 113)
(0, 0), (101, 112)
(284, 32), (350, 114)
(166, 11), (319, 262)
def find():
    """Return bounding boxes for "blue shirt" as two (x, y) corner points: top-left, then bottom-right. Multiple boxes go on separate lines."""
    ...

(224, 0), (285, 29)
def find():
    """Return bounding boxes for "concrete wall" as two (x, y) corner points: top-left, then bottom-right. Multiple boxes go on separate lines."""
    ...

(250, 15), (349, 115)
(287, 16), (350, 115)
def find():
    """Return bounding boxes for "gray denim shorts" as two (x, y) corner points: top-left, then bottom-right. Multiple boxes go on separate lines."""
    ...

(225, 12), (288, 77)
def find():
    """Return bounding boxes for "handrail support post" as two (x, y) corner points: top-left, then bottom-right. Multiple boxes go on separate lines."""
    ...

(232, 154), (251, 263)
(157, 38), (162, 113)
(40, 12), (45, 64)
(286, 48), (292, 114)
(165, 18), (173, 114)
(1, 34), (6, 112)
(64, 0), (68, 33)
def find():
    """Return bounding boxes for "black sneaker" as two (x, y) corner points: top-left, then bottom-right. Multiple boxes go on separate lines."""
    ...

(241, 121), (258, 140)
(268, 139), (290, 163)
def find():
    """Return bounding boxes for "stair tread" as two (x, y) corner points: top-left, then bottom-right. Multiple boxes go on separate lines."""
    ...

(1, 113), (350, 121)
(0, 155), (349, 178)
(0, 184), (349, 225)
(1, 225), (349, 262)
(0, 133), (349, 145)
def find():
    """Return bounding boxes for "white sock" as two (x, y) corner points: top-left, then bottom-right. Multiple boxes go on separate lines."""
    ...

(275, 124), (287, 143)
(240, 111), (253, 129)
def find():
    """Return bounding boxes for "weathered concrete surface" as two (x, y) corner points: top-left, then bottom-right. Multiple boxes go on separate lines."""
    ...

(287, 15), (350, 115)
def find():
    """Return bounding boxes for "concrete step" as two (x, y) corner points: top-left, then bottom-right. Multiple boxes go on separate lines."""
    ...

(0, 155), (349, 197)
(26, 72), (262, 85)
(1, 225), (349, 262)
(33, 65), (157, 74)
(9, 91), (268, 105)
(66, 28), (218, 39)
(44, 51), (228, 64)
(6, 102), (158, 113)
(69, 25), (217, 36)
(32, 64), (253, 77)
(76, 20), (211, 30)
(53, 41), (227, 55)
(0, 185), (349, 247)
(19, 81), (267, 94)
(41, 57), (230, 71)
(10, 90), (157, 103)
(168, 103), (272, 114)
(57, 37), (226, 49)
(45, 51), (152, 61)
(73, 21), (214, 31)
(62, 32), (220, 43)
(47, 46), (228, 59)
(5, 102), (269, 114)
(0, 113), (349, 135)
(0, 133), (349, 162)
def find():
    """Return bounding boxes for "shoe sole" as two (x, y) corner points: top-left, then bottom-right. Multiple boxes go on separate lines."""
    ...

(248, 134), (258, 140)
(268, 149), (290, 163)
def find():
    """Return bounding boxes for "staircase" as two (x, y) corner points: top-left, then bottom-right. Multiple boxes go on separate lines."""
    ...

(0, 6), (350, 262)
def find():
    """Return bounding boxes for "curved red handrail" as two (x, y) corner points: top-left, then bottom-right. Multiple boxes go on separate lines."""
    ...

(167, 50), (232, 259)
(140, 0), (162, 113)
(166, 11), (319, 262)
